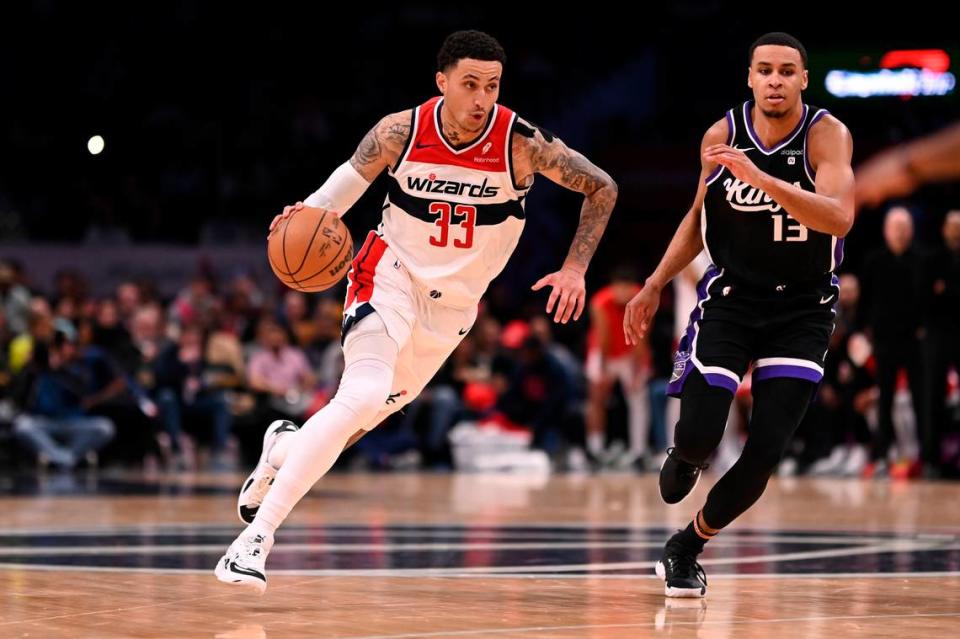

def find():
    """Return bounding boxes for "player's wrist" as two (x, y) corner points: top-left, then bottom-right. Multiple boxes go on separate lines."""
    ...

(644, 276), (664, 292)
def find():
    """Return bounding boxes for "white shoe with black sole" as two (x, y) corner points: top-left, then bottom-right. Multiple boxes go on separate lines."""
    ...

(214, 530), (273, 595)
(237, 420), (299, 524)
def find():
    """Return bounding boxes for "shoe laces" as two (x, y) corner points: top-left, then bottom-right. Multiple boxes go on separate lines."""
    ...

(666, 543), (707, 585)
(237, 533), (269, 561)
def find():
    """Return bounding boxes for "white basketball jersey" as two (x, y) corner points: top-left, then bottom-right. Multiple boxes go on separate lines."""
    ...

(380, 96), (531, 308)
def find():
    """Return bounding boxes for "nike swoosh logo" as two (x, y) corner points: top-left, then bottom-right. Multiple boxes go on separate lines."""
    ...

(819, 294), (835, 304)
(229, 561), (266, 581)
(733, 145), (755, 153)
(458, 328), (468, 335)
(415, 142), (438, 149)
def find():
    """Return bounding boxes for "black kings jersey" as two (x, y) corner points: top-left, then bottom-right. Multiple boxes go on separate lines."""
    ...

(702, 101), (842, 287)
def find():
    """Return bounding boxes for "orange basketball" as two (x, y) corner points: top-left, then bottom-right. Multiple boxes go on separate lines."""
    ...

(267, 206), (354, 292)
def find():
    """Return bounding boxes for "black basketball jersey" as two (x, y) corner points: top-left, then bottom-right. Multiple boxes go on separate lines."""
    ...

(702, 100), (842, 287)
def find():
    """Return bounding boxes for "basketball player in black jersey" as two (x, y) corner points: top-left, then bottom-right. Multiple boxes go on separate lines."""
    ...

(623, 32), (855, 597)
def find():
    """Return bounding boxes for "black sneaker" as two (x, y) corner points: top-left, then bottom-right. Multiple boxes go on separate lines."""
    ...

(655, 541), (707, 598)
(659, 447), (707, 504)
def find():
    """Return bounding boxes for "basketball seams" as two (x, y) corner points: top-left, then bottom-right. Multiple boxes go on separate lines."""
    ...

(293, 227), (352, 284)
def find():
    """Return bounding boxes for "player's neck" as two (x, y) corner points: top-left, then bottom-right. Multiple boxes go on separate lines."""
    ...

(750, 101), (804, 149)
(439, 103), (486, 148)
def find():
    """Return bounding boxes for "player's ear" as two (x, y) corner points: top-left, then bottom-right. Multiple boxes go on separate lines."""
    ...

(801, 69), (809, 91)
(436, 71), (447, 95)
(747, 66), (753, 89)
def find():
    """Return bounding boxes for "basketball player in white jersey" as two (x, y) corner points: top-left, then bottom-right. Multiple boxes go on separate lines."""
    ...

(215, 30), (618, 593)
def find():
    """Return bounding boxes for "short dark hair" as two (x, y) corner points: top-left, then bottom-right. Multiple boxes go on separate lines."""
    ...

(437, 30), (506, 73)
(749, 32), (808, 69)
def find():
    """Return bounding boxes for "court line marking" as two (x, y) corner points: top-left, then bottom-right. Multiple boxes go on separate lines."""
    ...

(1, 541), (956, 576)
(0, 520), (946, 535)
(2, 563), (960, 581)
(0, 535), (950, 557)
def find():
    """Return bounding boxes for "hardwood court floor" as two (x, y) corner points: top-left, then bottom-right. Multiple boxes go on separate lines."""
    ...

(1, 471), (958, 638)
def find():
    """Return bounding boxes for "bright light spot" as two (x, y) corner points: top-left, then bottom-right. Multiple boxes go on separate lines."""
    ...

(87, 135), (105, 155)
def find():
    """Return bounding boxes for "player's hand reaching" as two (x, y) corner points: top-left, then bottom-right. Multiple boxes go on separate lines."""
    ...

(268, 201), (305, 236)
(532, 265), (586, 324)
(703, 144), (765, 188)
(623, 283), (661, 346)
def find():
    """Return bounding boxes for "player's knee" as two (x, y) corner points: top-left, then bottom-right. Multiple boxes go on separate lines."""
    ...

(673, 417), (725, 464)
(674, 391), (731, 463)
(331, 357), (394, 423)
(741, 439), (787, 474)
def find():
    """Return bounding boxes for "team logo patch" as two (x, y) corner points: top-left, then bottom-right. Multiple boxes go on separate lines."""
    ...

(670, 351), (691, 383)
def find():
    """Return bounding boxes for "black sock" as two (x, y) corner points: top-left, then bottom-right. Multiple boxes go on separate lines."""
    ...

(670, 521), (708, 554)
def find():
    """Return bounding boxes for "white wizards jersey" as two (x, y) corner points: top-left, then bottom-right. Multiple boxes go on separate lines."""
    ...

(380, 96), (531, 308)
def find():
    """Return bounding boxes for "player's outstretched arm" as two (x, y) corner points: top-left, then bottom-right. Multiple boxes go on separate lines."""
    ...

(623, 118), (727, 345)
(856, 120), (960, 209)
(513, 120), (617, 324)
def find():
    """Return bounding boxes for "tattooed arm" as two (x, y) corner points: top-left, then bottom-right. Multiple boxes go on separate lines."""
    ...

(512, 118), (618, 323)
(270, 111), (412, 231)
(348, 110), (414, 181)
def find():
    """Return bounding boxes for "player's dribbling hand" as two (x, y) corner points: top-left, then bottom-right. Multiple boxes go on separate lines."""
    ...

(623, 283), (660, 345)
(268, 201), (305, 236)
(531, 265), (586, 324)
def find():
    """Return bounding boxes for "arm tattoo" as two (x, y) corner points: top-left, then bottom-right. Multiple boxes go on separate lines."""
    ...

(527, 130), (617, 269)
(351, 125), (382, 169)
(350, 113), (412, 173)
(568, 188), (616, 266)
(385, 119), (411, 150)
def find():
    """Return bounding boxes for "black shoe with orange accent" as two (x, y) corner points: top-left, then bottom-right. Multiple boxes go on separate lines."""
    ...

(659, 447), (708, 504)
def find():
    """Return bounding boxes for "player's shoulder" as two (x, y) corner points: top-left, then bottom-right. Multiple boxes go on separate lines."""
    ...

(371, 109), (415, 157)
(511, 115), (561, 151)
(807, 112), (853, 159)
(702, 117), (730, 148)
(808, 112), (850, 141)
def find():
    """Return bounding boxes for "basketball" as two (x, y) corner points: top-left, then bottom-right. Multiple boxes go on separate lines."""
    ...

(267, 206), (354, 292)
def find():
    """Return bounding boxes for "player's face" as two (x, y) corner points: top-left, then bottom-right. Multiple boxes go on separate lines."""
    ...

(436, 58), (502, 132)
(748, 45), (808, 119)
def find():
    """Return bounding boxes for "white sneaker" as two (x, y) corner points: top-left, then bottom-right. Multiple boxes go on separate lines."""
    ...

(237, 420), (299, 524)
(809, 446), (848, 476)
(777, 456), (798, 478)
(841, 445), (868, 477)
(214, 529), (274, 595)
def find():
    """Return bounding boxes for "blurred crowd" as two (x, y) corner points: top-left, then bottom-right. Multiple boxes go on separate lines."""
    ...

(0, 203), (957, 480)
